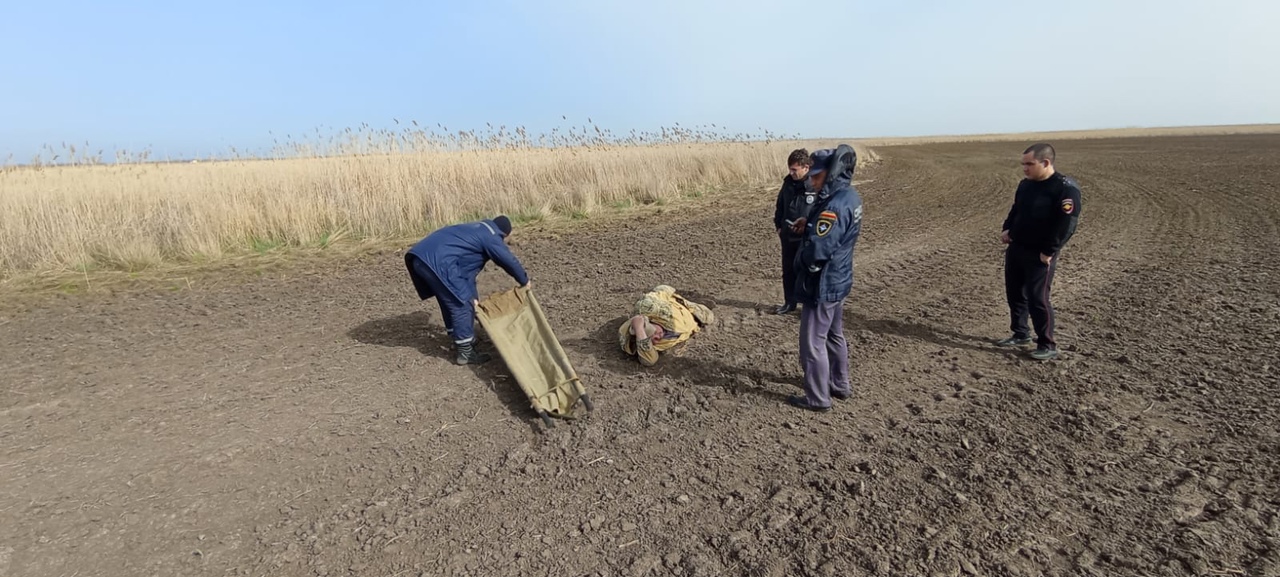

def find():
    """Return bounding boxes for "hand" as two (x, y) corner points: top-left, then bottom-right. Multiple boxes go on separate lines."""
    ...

(522, 280), (532, 290)
(1000, 230), (1011, 244)
(790, 217), (807, 235)
(1040, 253), (1053, 265)
(472, 299), (480, 309)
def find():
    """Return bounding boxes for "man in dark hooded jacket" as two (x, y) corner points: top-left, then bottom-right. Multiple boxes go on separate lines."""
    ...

(404, 215), (530, 365)
(789, 144), (863, 412)
(772, 148), (815, 314)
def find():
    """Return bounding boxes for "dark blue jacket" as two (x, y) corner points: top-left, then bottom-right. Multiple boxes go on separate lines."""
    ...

(405, 219), (529, 304)
(796, 144), (863, 304)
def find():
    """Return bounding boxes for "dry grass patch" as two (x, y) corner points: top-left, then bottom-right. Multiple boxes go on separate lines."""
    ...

(0, 125), (876, 281)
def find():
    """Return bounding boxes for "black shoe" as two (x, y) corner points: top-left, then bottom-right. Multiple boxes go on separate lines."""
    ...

(832, 390), (851, 400)
(455, 341), (492, 365)
(773, 303), (796, 315)
(787, 395), (831, 412)
(995, 335), (1032, 347)
(1029, 347), (1059, 361)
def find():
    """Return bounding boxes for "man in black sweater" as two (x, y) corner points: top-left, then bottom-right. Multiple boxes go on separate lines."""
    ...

(998, 143), (1082, 360)
(772, 148), (815, 315)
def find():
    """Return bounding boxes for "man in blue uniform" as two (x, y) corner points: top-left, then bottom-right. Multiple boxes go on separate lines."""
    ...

(772, 148), (815, 315)
(404, 215), (530, 365)
(998, 143), (1082, 361)
(789, 144), (863, 412)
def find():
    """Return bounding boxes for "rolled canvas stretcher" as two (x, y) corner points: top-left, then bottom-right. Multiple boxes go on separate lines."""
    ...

(474, 286), (592, 428)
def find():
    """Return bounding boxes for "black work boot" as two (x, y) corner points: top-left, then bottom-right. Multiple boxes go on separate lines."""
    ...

(773, 303), (797, 315)
(455, 340), (492, 365)
(787, 395), (832, 413)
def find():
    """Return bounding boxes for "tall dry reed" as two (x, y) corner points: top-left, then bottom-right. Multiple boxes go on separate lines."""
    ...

(0, 122), (875, 277)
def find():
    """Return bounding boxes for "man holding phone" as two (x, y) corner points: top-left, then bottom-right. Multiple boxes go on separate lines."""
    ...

(772, 148), (816, 315)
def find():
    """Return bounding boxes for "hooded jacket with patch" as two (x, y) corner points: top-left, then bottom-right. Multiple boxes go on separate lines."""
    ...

(404, 219), (528, 305)
(795, 144), (864, 304)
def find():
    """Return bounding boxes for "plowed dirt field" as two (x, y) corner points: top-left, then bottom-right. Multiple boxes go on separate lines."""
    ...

(4, 134), (1279, 577)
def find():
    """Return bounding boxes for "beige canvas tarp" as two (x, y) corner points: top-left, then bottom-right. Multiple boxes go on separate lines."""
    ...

(475, 286), (592, 427)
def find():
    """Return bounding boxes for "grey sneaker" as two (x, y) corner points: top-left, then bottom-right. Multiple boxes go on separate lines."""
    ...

(996, 335), (1033, 347)
(1029, 347), (1059, 361)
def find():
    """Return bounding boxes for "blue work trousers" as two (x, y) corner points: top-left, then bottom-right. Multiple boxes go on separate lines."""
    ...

(408, 256), (476, 344)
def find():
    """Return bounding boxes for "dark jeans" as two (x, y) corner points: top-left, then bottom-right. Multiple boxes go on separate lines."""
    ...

(1004, 243), (1058, 349)
(780, 232), (801, 305)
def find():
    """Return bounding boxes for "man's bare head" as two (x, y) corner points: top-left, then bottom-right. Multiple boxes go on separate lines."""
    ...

(787, 148), (812, 180)
(1021, 143), (1056, 181)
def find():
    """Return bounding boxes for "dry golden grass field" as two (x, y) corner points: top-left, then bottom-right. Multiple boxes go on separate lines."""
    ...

(0, 124), (875, 282)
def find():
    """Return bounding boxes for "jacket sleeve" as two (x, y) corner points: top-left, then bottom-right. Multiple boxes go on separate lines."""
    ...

(1001, 182), (1022, 232)
(1001, 203), (1016, 232)
(773, 179), (786, 230)
(484, 234), (530, 285)
(799, 200), (856, 270)
(635, 336), (659, 366)
(1043, 181), (1082, 257)
(674, 294), (715, 326)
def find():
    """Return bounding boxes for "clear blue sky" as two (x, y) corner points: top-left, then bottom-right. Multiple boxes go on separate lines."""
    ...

(3, 0), (1277, 161)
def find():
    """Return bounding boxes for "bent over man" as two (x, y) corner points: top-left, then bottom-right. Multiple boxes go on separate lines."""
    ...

(617, 285), (714, 366)
(405, 215), (530, 365)
(998, 142), (1082, 361)
(790, 144), (863, 412)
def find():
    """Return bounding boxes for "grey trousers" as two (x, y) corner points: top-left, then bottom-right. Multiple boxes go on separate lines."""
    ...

(799, 299), (851, 407)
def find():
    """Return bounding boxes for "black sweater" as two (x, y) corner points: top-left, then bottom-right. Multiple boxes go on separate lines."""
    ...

(1001, 172), (1083, 257)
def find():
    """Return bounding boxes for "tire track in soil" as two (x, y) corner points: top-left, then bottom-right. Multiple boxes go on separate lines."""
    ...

(2, 134), (1279, 577)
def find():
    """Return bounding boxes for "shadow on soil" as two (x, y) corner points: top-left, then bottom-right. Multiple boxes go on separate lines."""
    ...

(569, 315), (796, 405)
(684, 291), (999, 354)
(846, 312), (998, 353)
(346, 311), (546, 434)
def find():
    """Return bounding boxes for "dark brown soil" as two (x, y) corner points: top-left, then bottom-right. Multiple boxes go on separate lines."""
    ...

(3, 134), (1279, 577)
